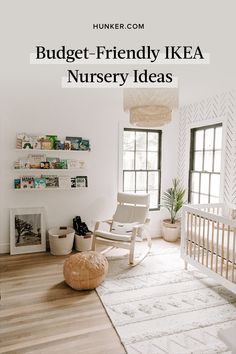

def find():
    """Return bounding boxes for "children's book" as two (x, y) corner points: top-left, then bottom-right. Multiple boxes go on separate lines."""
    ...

(59, 176), (71, 189)
(14, 179), (21, 189)
(76, 176), (88, 188)
(34, 178), (46, 189)
(21, 176), (34, 189)
(44, 175), (59, 188)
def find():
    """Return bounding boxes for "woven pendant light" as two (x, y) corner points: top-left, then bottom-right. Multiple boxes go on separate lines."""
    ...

(124, 88), (178, 127)
(129, 105), (172, 127)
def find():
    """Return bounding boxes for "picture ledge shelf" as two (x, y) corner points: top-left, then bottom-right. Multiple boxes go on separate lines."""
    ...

(14, 187), (87, 191)
(13, 169), (85, 171)
(15, 149), (90, 153)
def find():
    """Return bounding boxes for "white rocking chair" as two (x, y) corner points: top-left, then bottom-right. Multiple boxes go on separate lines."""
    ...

(92, 192), (151, 265)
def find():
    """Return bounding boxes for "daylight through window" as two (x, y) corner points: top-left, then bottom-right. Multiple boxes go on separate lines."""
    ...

(189, 124), (222, 204)
(123, 128), (162, 210)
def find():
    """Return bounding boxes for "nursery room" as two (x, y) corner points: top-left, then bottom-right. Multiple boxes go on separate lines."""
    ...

(0, 1), (236, 353)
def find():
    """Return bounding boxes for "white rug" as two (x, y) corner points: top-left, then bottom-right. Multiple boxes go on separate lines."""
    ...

(96, 240), (236, 354)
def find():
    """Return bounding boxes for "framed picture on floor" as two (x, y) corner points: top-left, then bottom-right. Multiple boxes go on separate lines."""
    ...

(10, 207), (46, 255)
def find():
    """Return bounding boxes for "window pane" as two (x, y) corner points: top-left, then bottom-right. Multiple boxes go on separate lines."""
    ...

(191, 193), (199, 204)
(200, 194), (209, 204)
(147, 152), (158, 170)
(200, 173), (209, 194)
(136, 132), (146, 151)
(123, 131), (135, 151)
(210, 174), (220, 197)
(189, 125), (222, 205)
(148, 171), (159, 190)
(194, 152), (203, 171)
(210, 196), (219, 203)
(123, 172), (135, 191)
(204, 151), (213, 172)
(214, 151), (221, 172)
(148, 132), (158, 151)
(149, 190), (158, 209)
(123, 129), (161, 210)
(123, 151), (134, 170)
(215, 127), (222, 149)
(191, 172), (199, 193)
(136, 171), (147, 191)
(135, 151), (146, 170)
(195, 130), (204, 150)
(204, 128), (214, 150)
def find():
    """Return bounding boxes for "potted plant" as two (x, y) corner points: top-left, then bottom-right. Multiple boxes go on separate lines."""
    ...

(162, 178), (185, 242)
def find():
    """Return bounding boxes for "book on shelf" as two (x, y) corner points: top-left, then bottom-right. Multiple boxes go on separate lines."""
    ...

(66, 136), (82, 150)
(44, 175), (59, 188)
(54, 159), (67, 169)
(76, 176), (88, 188)
(46, 135), (58, 149)
(21, 176), (34, 189)
(46, 157), (60, 169)
(40, 162), (50, 169)
(34, 177), (47, 189)
(41, 139), (52, 150)
(67, 159), (85, 169)
(14, 178), (21, 189)
(28, 154), (46, 169)
(79, 139), (90, 151)
(71, 177), (76, 188)
(59, 176), (71, 189)
(55, 140), (65, 150)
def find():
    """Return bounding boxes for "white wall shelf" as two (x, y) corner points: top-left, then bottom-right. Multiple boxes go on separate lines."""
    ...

(13, 169), (85, 172)
(14, 187), (87, 191)
(15, 149), (90, 153)
(14, 136), (89, 191)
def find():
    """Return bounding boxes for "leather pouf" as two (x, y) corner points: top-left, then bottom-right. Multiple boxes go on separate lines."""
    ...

(63, 251), (108, 290)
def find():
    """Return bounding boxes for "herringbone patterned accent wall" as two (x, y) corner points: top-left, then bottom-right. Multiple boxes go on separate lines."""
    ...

(177, 90), (236, 204)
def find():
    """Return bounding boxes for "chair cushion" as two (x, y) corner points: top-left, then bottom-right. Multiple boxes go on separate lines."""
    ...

(111, 221), (138, 235)
(95, 230), (132, 242)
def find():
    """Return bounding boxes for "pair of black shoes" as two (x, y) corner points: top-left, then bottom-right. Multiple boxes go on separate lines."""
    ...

(73, 216), (91, 236)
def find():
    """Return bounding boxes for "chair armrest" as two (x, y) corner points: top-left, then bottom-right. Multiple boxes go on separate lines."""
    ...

(130, 223), (145, 241)
(94, 219), (113, 232)
(132, 223), (145, 231)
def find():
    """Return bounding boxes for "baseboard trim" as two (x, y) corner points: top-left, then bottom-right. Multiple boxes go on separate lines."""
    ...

(0, 243), (10, 254)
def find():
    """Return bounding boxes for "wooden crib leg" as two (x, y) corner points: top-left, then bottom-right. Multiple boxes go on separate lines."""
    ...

(184, 261), (188, 270)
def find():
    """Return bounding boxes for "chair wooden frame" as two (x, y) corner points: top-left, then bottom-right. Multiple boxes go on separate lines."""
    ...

(92, 192), (151, 266)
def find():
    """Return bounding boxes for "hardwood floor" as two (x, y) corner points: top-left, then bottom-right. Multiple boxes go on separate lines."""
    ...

(0, 252), (126, 354)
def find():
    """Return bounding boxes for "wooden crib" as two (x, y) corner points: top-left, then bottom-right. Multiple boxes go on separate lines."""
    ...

(181, 203), (236, 293)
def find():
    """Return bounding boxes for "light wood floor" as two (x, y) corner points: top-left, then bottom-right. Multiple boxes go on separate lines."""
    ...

(0, 252), (126, 354)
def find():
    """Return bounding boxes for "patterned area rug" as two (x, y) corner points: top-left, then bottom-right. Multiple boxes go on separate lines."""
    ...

(96, 240), (236, 354)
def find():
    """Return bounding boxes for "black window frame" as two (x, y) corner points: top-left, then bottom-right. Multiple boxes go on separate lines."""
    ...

(123, 128), (162, 211)
(188, 123), (222, 204)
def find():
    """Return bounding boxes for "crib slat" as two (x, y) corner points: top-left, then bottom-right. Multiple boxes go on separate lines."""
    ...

(221, 224), (225, 276)
(215, 222), (219, 274)
(198, 216), (201, 262)
(202, 217), (205, 265)
(189, 213), (193, 257)
(211, 220), (214, 270)
(194, 214), (197, 260)
(232, 228), (235, 282)
(186, 212), (189, 256)
(206, 219), (210, 267)
(226, 225), (230, 279)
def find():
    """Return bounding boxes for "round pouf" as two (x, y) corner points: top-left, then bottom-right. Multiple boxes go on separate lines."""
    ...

(63, 251), (108, 290)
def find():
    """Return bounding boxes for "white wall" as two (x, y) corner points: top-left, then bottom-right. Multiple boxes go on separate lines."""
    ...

(177, 91), (236, 204)
(0, 86), (178, 253)
(1, 0), (234, 253)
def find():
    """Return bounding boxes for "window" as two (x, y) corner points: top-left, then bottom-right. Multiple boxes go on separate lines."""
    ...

(122, 128), (162, 210)
(189, 123), (222, 204)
